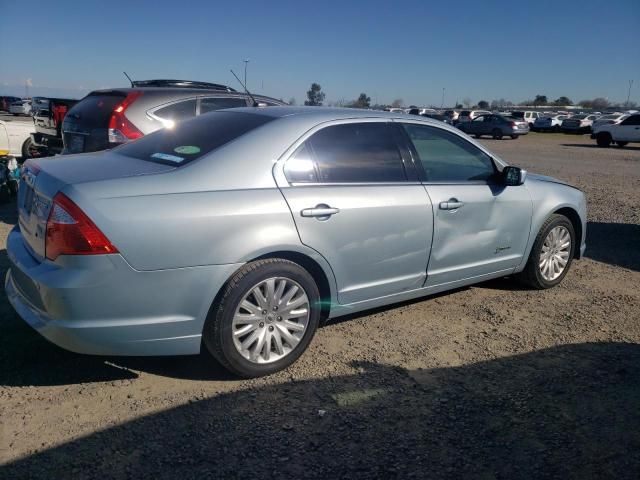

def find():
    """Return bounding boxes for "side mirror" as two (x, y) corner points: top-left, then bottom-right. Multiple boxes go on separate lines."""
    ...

(502, 166), (527, 186)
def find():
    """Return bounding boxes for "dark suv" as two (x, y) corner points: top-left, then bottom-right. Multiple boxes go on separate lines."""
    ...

(62, 79), (286, 154)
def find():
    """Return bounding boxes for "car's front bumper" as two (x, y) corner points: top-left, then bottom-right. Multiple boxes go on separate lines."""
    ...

(5, 225), (241, 356)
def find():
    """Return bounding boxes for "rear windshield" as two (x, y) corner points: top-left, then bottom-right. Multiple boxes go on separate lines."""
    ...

(66, 92), (125, 128)
(115, 111), (274, 166)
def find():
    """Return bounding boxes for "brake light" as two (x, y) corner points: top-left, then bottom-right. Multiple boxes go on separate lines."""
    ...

(108, 91), (143, 143)
(46, 193), (118, 261)
(510, 122), (516, 127)
(52, 105), (68, 128)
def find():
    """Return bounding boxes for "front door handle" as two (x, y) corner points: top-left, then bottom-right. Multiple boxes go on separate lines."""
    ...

(439, 199), (464, 210)
(301, 204), (340, 219)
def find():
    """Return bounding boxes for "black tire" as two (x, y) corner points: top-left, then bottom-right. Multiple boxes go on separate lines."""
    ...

(511, 135), (518, 140)
(0, 184), (10, 204)
(616, 141), (628, 148)
(492, 129), (503, 140)
(596, 132), (612, 147)
(203, 258), (321, 378)
(21, 137), (37, 159)
(474, 134), (482, 139)
(517, 214), (575, 289)
(553, 125), (560, 132)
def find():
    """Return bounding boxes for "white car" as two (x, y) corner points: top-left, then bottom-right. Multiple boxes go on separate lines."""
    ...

(511, 111), (542, 126)
(457, 109), (491, 123)
(533, 114), (569, 132)
(593, 113), (640, 148)
(0, 118), (36, 158)
(9, 100), (32, 116)
(561, 114), (600, 133)
(591, 113), (627, 132)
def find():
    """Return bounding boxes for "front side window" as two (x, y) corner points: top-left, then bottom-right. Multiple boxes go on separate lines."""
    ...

(294, 122), (406, 183)
(402, 124), (496, 182)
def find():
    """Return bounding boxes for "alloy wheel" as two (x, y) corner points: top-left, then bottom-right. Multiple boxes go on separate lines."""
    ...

(539, 226), (571, 281)
(231, 277), (310, 364)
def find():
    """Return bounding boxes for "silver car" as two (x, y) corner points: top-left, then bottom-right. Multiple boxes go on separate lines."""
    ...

(6, 107), (587, 377)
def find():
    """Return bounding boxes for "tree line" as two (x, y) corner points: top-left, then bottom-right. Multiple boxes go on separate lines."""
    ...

(297, 84), (636, 110)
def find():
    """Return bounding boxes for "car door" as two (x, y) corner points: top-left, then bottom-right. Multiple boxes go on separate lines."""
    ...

(399, 122), (533, 286)
(278, 120), (433, 305)
(616, 114), (640, 141)
(468, 115), (484, 134)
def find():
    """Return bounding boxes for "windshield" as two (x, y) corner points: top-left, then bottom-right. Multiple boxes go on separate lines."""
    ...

(115, 111), (274, 166)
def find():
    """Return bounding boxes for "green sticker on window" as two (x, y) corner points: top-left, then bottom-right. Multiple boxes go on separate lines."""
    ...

(174, 145), (201, 155)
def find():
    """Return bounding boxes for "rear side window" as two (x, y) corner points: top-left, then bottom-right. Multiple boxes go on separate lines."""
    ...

(402, 124), (495, 182)
(154, 99), (197, 123)
(199, 97), (248, 114)
(115, 111), (274, 165)
(301, 122), (406, 183)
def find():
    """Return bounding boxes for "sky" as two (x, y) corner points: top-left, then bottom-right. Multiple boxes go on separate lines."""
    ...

(1, 0), (639, 106)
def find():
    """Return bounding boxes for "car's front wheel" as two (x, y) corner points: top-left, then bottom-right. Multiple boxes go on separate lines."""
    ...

(517, 214), (575, 289)
(596, 132), (612, 147)
(203, 259), (321, 377)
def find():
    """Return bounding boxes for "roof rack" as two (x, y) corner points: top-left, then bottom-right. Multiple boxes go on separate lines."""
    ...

(130, 79), (236, 92)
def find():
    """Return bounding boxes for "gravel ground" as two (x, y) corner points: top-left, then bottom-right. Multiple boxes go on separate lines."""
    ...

(1, 132), (639, 479)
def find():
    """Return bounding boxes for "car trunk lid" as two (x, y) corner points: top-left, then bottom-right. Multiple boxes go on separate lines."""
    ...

(17, 152), (175, 261)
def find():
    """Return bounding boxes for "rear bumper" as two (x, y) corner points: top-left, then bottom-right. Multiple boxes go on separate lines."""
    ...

(5, 225), (241, 356)
(31, 132), (64, 155)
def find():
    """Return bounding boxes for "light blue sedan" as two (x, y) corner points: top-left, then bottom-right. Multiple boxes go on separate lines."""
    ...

(6, 107), (587, 377)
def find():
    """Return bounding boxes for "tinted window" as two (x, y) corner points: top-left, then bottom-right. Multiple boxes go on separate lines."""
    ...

(621, 115), (640, 126)
(284, 143), (317, 183)
(402, 124), (496, 182)
(116, 111), (274, 165)
(64, 92), (125, 128)
(154, 99), (196, 123)
(200, 97), (247, 114)
(308, 123), (406, 183)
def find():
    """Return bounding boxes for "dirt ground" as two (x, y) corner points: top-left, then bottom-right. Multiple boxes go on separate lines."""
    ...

(1, 132), (639, 479)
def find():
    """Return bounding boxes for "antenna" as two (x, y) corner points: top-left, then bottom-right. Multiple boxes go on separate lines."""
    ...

(123, 71), (134, 88)
(231, 69), (258, 107)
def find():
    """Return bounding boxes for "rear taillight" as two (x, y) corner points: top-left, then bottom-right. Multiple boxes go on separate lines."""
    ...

(108, 91), (143, 144)
(510, 122), (516, 127)
(52, 105), (68, 128)
(45, 193), (118, 261)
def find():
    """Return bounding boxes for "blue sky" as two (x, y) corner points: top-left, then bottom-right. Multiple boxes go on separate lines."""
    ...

(1, 0), (639, 106)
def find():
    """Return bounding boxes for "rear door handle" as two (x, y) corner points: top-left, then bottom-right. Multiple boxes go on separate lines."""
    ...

(439, 199), (464, 210)
(301, 205), (340, 219)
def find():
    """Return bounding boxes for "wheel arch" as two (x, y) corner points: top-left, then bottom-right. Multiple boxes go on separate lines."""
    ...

(553, 206), (582, 259)
(251, 250), (334, 321)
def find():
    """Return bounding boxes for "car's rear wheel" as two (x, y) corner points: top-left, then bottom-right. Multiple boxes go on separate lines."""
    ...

(492, 129), (503, 140)
(203, 258), (321, 378)
(474, 134), (482, 139)
(511, 135), (518, 139)
(616, 141), (628, 148)
(596, 132), (612, 147)
(517, 214), (575, 289)
(21, 137), (38, 159)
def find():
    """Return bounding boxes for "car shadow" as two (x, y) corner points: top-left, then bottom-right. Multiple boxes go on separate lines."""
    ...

(585, 222), (640, 271)
(3, 342), (639, 479)
(562, 143), (640, 151)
